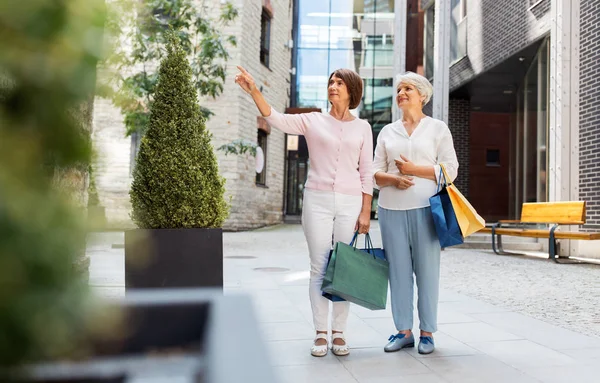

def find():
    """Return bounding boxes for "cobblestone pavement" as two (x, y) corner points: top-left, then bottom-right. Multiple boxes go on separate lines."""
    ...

(439, 247), (600, 338)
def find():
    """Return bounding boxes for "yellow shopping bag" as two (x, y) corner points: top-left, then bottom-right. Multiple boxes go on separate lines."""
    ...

(441, 165), (486, 237)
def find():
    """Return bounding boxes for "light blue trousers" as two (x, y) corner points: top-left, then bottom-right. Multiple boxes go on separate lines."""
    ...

(378, 206), (441, 333)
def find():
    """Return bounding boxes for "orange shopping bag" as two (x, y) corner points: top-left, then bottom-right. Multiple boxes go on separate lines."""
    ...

(441, 165), (485, 237)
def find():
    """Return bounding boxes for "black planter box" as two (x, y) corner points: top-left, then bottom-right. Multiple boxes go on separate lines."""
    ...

(17, 289), (277, 383)
(125, 228), (223, 289)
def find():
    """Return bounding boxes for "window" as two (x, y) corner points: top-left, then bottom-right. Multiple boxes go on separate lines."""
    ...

(260, 9), (271, 68)
(424, 5), (435, 80)
(256, 129), (268, 185)
(450, 0), (467, 63)
(364, 36), (394, 67)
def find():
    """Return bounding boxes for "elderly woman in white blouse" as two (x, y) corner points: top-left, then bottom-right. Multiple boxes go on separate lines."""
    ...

(373, 72), (458, 355)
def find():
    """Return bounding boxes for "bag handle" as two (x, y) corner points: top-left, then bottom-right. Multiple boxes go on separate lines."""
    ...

(436, 166), (444, 192)
(349, 231), (378, 259)
(436, 164), (453, 192)
(440, 164), (453, 186)
(349, 231), (359, 247)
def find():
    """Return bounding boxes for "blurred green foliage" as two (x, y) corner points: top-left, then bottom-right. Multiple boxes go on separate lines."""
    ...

(104, 0), (239, 137)
(0, 0), (108, 369)
(217, 139), (258, 157)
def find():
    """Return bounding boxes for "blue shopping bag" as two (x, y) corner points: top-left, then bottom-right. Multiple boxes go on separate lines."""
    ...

(322, 232), (386, 303)
(429, 167), (464, 248)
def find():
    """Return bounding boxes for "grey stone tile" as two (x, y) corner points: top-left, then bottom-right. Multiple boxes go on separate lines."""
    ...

(260, 321), (316, 342)
(350, 304), (394, 319)
(438, 290), (470, 302)
(296, 304), (317, 326)
(88, 251), (124, 287)
(280, 285), (310, 305)
(266, 340), (342, 367)
(437, 309), (479, 325)
(439, 322), (522, 343)
(272, 364), (358, 383)
(357, 373), (449, 383)
(522, 364), (600, 383)
(418, 354), (541, 383)
(467, 339), (578, 369)
(238, 276), (281, 290)
(345, 316), (389, 349)
(559, 346), (600, 361)
(471, 312), (600, 350)
(255, 307), (308, 324)
(438, 298), (510, 315)
(405, 332), (482, 358)
(248, 289), (296, 310)
(362, 317), (396, 338)
(223, 280), (241, 289)
(337, 347), (431, 380)
(274, 270), (310, 286)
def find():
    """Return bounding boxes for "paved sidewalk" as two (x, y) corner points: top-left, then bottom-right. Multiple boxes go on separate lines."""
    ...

(88, 224), (600, 383)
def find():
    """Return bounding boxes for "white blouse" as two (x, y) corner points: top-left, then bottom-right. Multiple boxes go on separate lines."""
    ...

(373, 116), (459, 210)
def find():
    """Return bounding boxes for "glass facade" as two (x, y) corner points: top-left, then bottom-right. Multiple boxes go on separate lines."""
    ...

(287, 0), (398, 216)
(294, 0), (396, 134)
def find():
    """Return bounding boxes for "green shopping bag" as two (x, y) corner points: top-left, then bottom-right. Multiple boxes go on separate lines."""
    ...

(321, 233), (389, 310)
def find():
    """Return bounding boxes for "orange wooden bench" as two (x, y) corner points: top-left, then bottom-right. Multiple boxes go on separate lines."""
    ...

(479, 201), (600, 263)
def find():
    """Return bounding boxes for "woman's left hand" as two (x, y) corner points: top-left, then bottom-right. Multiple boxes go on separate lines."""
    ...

(355, 211), (371, 234)
(395, 155), (417, 175)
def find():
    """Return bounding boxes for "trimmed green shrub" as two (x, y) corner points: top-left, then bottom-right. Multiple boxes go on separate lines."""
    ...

(130, 31), (229, 229)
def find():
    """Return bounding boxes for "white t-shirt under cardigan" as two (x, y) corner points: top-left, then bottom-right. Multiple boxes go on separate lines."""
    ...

(373, 116), (459, 210)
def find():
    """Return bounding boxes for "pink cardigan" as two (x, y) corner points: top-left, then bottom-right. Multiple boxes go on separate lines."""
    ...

(264, 109), (373, 196)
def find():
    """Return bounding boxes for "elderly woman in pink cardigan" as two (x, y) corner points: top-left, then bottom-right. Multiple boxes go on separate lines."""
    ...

(235, 66), (373, 357)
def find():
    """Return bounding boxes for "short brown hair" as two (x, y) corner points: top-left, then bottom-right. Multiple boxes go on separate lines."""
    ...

(328, 69), (363, 109)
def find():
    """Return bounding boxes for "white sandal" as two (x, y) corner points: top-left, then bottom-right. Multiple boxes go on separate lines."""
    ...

(310, 333), (329, 357)
(331, 332), (350, 356)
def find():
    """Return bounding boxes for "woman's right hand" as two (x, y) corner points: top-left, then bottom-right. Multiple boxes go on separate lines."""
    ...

(235, 66), (257, 94)
(394, 175), (414, 190)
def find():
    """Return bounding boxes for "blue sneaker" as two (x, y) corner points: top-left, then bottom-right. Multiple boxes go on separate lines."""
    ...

(384, 333), (415, 352)
(418, 336), (435, 354)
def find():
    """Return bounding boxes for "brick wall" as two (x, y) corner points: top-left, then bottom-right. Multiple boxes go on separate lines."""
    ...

(448, 98), (470, 197)
(579, 0), (600, 229)
(449, 0), (551, 91)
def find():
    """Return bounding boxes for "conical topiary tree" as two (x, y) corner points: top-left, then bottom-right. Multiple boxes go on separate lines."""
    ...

(130, 31), (229, 229)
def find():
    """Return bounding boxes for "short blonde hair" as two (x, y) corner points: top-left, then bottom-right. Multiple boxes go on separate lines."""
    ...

(395, 71), (433, 106)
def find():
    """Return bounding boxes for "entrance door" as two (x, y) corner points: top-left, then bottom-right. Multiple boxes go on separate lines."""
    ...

(469, 112), (511, 222)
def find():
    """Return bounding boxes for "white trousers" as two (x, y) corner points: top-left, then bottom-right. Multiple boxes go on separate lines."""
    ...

(302, 189), (362, 332)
